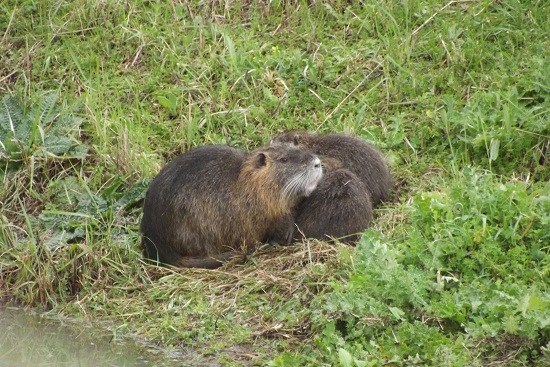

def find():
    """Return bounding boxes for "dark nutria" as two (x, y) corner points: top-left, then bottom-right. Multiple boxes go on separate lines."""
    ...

(140, 144), (323, 269)
(266, 156), (373, 245)
(294, 160), (373, 244)
(271, 130), (391, 206)
(267, 130), (390, 244)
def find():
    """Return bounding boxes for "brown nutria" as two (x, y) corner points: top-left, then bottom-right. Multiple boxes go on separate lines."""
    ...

(294, 159), (373, 244)
(271, 130), (391, 206)
(266, 156), (373, 245)
(140, 144), (323, 269)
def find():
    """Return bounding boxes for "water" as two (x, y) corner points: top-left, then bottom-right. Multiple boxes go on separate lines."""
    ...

(0, 307), (188, 367)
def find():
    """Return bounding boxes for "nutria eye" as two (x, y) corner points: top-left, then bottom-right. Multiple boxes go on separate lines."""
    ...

(280, 157), (288, 163)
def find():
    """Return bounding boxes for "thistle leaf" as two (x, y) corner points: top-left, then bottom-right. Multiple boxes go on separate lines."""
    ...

(43, 135), (74, 155)
(0, 95), (24, 140)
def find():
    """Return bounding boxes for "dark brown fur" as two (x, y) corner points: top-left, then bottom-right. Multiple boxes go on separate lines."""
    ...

(269, 131), (390, 244)
(294, 161), (373, 244)
(271, 130), (391, 206)
(140, 144), (322, 269)
(266, 156), (373, 244)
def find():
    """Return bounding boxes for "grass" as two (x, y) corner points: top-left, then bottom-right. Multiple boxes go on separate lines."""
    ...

(1, 0), (550, 365)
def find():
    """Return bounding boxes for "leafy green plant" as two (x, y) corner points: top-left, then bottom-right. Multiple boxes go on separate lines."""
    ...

(37, 175), (149, 250)
(304, 168), (550, 366)
(411, 167), (550, 282)
(156, 92), (178, 115)
(0, 93), (87, 169)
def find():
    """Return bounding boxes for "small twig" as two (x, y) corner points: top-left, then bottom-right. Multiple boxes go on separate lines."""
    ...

(1, 6), (16, 45)
(130, 45), (143, 68)
(210, 108), (249, 116)
(0, 71), (18, 85)
(387, 100), (418, 106)
(308, 88), (325, 104)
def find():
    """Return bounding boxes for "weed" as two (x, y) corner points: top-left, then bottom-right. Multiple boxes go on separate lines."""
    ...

(0, 93), (87, 168)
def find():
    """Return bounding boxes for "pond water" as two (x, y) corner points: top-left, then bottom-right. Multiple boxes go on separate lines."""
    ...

(0, 307), (190, 367)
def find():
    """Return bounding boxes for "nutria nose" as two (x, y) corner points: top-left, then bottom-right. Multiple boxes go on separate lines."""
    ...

(313, 157), (321, 168)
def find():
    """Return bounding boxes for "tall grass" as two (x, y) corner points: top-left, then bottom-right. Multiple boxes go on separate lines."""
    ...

(1, 0), (549, 365)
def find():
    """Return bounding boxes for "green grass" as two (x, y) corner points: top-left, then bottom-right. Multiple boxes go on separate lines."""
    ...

(1, 0), (549, 366)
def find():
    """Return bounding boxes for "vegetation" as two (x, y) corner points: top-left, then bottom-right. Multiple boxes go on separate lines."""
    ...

(1, 0), (549, 366)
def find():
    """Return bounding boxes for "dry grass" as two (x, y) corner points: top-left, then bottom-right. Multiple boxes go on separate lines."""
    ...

(142, 240), (346, 339)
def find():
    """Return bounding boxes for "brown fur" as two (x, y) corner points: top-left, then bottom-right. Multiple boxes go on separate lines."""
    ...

(140, 144), (322, 269)
(271, 130), (391, 206)
(269, 131), (390, 244)
(295, 159), (373, 244)
(266, 156), (373, 244)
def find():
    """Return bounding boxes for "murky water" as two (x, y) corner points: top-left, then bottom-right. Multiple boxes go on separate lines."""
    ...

(0, 307), (188, 367)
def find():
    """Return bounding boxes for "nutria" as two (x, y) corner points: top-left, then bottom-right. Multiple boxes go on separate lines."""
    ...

(271, 130), (391, 206)
(267, 130), (390, 244)
(140, 144), (323, 269)
(266, 156), (373, 244)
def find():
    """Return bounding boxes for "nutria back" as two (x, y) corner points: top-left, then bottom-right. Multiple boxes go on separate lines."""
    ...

(271, 130), (391, 206)
(294, 168), (373, 244)
(140, 144), (322, 269)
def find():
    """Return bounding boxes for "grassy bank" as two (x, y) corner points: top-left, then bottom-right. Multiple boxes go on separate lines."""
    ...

(1, 0), (549, 365)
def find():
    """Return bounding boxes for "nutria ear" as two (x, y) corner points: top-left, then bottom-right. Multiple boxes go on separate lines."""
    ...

(254, 152), (268, 168)
(293, 135), (300, 145)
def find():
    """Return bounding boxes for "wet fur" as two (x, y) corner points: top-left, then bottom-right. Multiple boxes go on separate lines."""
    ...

(269, 131), (390, 244)
(140, 144), (322, 269)
(272, 130), (391, 206)
(293, 160), (373, 244)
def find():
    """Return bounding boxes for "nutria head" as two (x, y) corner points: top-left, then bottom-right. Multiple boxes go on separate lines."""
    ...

(270, 130), (317, 147)
(238, 145), (322, 213)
